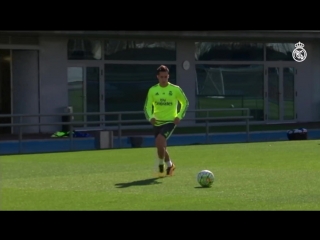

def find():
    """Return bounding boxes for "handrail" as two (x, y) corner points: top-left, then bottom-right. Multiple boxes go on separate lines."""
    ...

(0, 108), (253, 153)
(0, 108), (251, 117)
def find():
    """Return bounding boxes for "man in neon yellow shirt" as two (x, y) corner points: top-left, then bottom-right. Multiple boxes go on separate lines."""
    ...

(144, 65), (189, 176)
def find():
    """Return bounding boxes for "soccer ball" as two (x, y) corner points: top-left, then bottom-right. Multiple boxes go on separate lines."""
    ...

(197, 170), (214, 187)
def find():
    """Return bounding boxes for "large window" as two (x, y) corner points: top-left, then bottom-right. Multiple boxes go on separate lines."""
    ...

(67, 38), (177, 127)
(266, 43), (295, 61)
(67, 39), (176, 61)
(67, 67), (84, 123)
(104, 41), (176, 61)
(195, 42), (264, 61)
(67, 67), (100, 126)
(195, 65), (264, 122)
(68, 39), (102, 60)
(86, 67), (100, 122)
(104, 64), (176, 125)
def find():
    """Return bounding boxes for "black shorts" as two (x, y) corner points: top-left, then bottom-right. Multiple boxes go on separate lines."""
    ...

(153, 122), (176, 139)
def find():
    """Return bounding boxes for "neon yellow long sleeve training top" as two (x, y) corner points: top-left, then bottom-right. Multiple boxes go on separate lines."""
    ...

(144, 83), (189, 126)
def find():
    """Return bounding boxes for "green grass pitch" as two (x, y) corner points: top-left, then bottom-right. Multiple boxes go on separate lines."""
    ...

(1, 140), (320, 210)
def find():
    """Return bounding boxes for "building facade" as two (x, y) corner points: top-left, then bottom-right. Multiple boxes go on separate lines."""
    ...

(0, 31), (319, 134)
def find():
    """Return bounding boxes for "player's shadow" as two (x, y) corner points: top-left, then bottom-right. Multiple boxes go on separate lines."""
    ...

(115, 177), (162, 188)
(194, 186), (212, 189)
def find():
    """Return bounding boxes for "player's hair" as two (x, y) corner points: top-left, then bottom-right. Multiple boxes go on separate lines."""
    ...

(157, 65), (169, 75)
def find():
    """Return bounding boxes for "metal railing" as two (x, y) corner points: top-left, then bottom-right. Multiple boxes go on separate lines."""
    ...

(0, 108), (253, 153)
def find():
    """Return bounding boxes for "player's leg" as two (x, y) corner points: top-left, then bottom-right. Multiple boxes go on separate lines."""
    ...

(164, 146), (175, 176)
(164, 148), (170, 162)
(154, 126), (166, 175)
(160, 123), (176, 176)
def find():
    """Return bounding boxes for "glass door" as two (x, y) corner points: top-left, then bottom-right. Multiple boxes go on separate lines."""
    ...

(67, 65), (104, 128)
(265, 65), (296, 122)
(266, 67), (280, 121)
(282, 67), (296, 120)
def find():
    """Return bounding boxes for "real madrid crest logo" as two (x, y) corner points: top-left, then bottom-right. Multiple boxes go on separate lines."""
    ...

(292, 42), (307, 62)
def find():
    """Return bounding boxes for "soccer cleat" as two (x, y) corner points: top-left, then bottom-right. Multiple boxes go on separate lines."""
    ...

(166, 163), (176, 176)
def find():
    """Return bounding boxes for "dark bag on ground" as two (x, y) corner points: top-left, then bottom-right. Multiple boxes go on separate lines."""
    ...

(287, 128), (308, 140)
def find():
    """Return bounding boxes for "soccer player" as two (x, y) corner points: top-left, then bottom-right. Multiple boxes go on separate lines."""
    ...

(144, 65), (189, 176)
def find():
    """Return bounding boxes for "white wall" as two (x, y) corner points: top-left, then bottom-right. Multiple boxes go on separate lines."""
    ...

(12, 50), (39, 134)
(176, 40), (197, 126)
(295, 41), (319, 122)
(39, 36), (68, 133)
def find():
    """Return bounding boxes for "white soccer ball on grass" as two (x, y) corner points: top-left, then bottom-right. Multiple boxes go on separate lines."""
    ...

(197, 170), (214, 187)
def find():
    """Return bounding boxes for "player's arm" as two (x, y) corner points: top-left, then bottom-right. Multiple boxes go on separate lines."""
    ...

(144, 88), (154, 121)
(176, 87), (189, 120)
